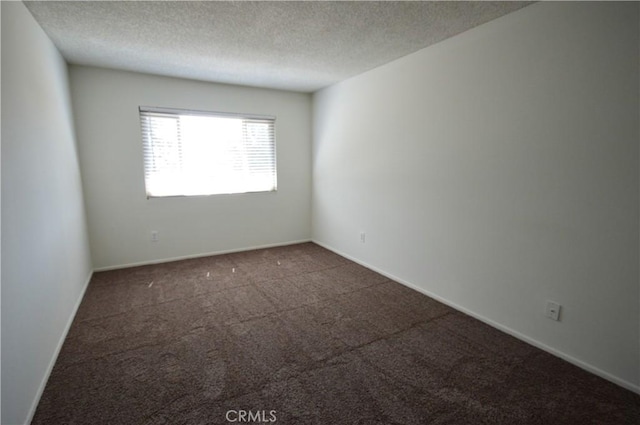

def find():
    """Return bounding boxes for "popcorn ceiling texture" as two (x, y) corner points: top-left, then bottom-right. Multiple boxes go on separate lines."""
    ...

(24, 1), (532, 92)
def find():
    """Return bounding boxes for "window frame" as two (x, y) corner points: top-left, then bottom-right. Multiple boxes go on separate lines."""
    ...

(139, 106), (278, 199)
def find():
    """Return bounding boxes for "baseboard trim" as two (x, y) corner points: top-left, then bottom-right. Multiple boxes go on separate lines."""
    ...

(25, 270), (94, 425)
(311, 239), (640, 395)
(94, 239), (313, 272)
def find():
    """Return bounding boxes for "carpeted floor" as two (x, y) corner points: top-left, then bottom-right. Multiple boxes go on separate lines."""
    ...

(33, 243), (639, 424)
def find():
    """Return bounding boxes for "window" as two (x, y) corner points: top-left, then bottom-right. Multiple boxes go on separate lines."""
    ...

(139, 106), (277, 198)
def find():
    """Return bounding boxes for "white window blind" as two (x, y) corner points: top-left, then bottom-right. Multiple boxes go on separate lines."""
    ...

(139, 107), (277, 198)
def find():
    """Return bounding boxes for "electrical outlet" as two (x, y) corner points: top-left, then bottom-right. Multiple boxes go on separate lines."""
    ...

(545, 301), (561, 321)
(151, 231), (159, 242)
(360, 232), (366, 243)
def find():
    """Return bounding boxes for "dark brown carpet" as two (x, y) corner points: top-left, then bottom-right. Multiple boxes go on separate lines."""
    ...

(33, 243), (639, 424)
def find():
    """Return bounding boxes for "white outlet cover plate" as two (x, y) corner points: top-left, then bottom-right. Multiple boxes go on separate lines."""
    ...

(545, 301), (561, 321)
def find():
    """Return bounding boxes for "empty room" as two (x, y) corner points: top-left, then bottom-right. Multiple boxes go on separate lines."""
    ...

(2, 1), (639, 424)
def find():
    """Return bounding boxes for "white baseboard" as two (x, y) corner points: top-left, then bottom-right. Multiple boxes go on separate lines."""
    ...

(94, 239), (313, 272)
(311, 239), (640, 395)
(25, 270), (94, 425)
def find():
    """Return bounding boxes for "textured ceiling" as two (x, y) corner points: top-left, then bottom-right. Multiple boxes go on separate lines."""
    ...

(24, 1), (532, 93)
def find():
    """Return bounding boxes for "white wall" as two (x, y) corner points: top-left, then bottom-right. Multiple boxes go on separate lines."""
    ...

(1, 3), (93, 424)
(70, 67), (312, 270)
(313, 1), (639, 391)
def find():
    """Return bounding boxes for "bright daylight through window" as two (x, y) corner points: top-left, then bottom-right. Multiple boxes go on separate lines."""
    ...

(139, 107), (277, 198)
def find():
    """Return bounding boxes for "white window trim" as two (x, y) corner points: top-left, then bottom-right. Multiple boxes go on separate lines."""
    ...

(139, 106), (277, 199)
